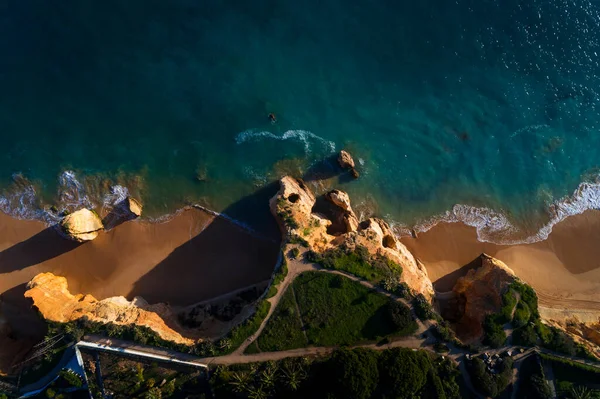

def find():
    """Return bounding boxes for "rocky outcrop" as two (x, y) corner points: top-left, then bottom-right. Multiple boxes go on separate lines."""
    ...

(326, 190), (359, 232)
(60, 209), (104, 242)
(126, 197), (143, 218)
(563, 321), (600, 359)
(338, 150), (359, 179)
(25, 273), (195, 346)
(450, 254), (517, 341)
(271, 177), (434, 298)
(338, 150), (355, 169)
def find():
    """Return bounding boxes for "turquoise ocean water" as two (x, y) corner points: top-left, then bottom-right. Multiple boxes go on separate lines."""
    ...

(2, 0), (600, 242)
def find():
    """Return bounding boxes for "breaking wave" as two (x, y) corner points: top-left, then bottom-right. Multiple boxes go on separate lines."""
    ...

(0, 170), (135, 225)
(414, 178), (600, 244)
(235, 129), (336, 154)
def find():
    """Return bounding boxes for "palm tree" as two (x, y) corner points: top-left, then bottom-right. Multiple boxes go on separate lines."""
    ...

(144, 387), (162, 399)
(229, 372), (250, 393)
(570, 386), (596, 399)
(260, 367), (277, 389)
(282, 362), (306, 391)
(246, 385), (268, 399)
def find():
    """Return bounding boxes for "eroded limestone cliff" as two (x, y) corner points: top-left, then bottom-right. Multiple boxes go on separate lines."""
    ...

(271, 176), (434, 298)
(25, 273), (195, 345)
(448, 254), (517, 341)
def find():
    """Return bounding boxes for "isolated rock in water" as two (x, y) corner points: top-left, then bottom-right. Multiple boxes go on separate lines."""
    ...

(338, 150), (355, 169)
(350, 168), (360, 179)
(126, 197), (143, 218)
(60, 208), (104, 242)
(25, 272), (195, 346)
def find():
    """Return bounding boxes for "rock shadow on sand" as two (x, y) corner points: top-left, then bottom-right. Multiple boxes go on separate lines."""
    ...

(101, 198), (140, 230)
(0, 227), (82, 274)
(128, 184), (282, 307)
(432, 255), (483, 293)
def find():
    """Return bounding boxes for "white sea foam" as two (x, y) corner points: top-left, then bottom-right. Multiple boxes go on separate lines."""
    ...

(415, 178), (600, 244)
(0, 176), (43, 220)
(235, 129), (336, 154)
(58, 170), (94, 210)
(103, 184), (130, 208)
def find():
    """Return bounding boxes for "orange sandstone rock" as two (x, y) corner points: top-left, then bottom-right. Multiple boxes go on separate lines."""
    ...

(24, 273), (194, 346)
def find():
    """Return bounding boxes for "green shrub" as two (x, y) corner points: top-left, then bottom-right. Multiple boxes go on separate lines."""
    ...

(265, 285), (278, 299)
(293, 272), (413, 346)
(432, 321), (457, 343)
(306, 246), (401, 283)
(59, 370), (82, 388)
(257, 287), (307, 351)
(289, 247), (300, 259)
(483, 315), (506, 348)
(512, 301), (530, 328)
(325, 348), (379, 399)
(378, 348), (431, 397)
(467, 357), (514, 398)
(500, 290), (517, 323)
(385, 300), (417, 335)
(394, 282), (412, 299)
(513, 324), (538, 347)
(540, 353), (600, 386)
(226, 300), (271, 353)
(413, 294), (435, 321)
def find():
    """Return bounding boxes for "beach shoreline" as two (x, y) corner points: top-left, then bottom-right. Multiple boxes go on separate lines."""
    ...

(1, 196), (600, 374)
(0, 206), (280, 374)
(401, 209), (600, 321)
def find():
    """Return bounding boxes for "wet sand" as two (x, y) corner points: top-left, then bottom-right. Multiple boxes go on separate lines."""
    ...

(0, 208), (280, 340)
(401, 209), (600, 321)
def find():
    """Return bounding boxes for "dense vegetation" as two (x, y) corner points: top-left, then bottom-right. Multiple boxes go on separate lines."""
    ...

(256, 287), (306, 352)
(515, 353), (553, 399)
(212, 347), (461, 399)
(294, 272), (416, 346)
(34, 370), (88, 399)
(255, 272), (417, 351)
(483, 280), (537, 348)
(481, 280), (593, 360)
(413, 293), (436, 321)
(306, 245), (401, 283)
(467, 356), (514, 398)
(81, 351), (209, 399)
(540, 353), (600, 396)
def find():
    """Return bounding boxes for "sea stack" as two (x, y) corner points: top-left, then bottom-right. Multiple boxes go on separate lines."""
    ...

(338, 150), (360, 179)
(60, 208), (104, 242)
(126, 197), (143, 218)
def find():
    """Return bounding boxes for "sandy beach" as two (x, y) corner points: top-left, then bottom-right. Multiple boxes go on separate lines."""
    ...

(401, 209), (600, 321)
(0, 207), (280, 373)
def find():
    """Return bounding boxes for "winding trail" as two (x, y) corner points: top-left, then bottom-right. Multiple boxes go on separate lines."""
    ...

(233, 247), (430, 355)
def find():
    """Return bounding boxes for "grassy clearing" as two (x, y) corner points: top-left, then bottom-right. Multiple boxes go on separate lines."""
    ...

(306, 246), (401, 283)
(257, 286), (308, 352)
(292, 272), (416, 347)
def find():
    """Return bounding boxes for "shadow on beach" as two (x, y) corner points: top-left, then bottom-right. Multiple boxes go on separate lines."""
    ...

(128, 183), (282, 307)
(432, 255), (482, 292)
(101, 198), (139, 230)
(0, 227), (81, 274)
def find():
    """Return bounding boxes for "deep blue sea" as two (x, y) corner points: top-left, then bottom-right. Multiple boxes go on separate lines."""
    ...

(2, 0), (600, 242)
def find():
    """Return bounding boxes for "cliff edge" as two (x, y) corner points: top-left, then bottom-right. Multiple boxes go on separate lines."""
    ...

(25, 273), (195, 346)
(448, 254), (517, 342)
(270, 176), (434, 298)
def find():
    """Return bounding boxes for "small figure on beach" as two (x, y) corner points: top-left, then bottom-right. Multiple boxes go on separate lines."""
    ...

(268, 113), (277, 124)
